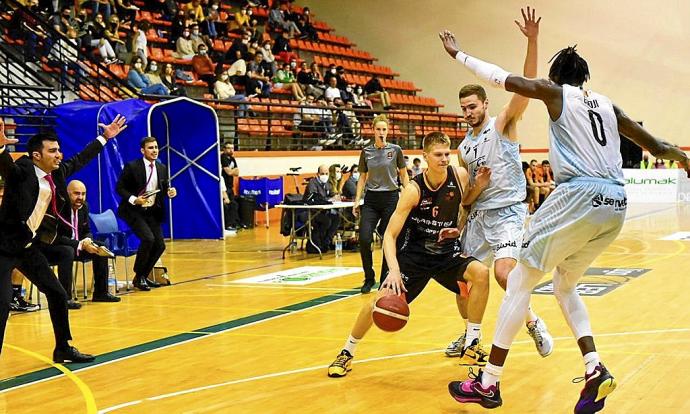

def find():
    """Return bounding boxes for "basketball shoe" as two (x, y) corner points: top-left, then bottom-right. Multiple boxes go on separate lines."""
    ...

(327, 350), (353, 377)
(444, 332), (466, 357)
(458, 339), (488, 366)
(527, 318), (554, 357)
(448, 368), (502, 408)
(573, 363), (617, 414)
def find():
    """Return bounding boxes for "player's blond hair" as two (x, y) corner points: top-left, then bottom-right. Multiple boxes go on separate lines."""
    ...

(422, 132), (451, 152)
(371, 113), (389, 128)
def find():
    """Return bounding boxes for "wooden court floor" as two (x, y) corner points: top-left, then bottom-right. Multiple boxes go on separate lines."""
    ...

(1, 203), (690, 413)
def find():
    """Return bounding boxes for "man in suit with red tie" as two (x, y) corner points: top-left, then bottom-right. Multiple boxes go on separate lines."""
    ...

(56, 180), (120, 303)
(0, 115), (127, 362)
(116, 136), (177, 291)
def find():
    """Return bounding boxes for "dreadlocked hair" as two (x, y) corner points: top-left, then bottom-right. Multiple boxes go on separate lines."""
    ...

(548, 45), (590, 87)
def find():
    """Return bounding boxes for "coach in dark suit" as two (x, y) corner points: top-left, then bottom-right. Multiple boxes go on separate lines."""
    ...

(0, 115), (126, 362)
(55, 180), (120, 303)
(116, 136), (177, 291)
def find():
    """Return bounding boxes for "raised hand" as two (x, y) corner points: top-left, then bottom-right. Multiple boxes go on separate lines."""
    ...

(0, 118), (19, 147)
(438, 30), (461, 59)
(98, 114), (128, 140)
(515, 6), (541, 40)
(437, 227), (461, 243)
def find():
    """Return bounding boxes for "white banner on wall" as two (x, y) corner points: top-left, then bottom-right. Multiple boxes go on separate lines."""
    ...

(623, 169), (688, 203)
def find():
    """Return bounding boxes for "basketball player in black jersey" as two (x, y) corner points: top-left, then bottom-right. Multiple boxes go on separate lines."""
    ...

(328, 132), (490, 378)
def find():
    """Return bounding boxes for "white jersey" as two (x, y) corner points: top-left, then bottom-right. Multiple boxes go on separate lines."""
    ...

(459, 117), (526, 210)
(549, 84), (624, 185)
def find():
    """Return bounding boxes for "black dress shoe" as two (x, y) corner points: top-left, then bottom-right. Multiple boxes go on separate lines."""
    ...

(53, 346), (95, 363)
(133, 278), (150, 291)
(145, 278), (162, 288)
(67, 299), (82, 310)
(92, 293), (121, 302)
(360, 279), (376, 294)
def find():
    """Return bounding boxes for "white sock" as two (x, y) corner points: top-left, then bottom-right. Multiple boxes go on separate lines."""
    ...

(481, 362), (503, 388)
(343, 335), (360, 355)
(464, 322), (481, 349)
(525, 306), (538, 324)
(583, 351), (601, 374)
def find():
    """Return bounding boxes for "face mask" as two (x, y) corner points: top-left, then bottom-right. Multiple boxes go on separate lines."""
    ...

(134, 63), (142, 69)
(150, 64), (158, 71)
(183, 32), (190, 37)
(263, 45), (270, 50)
(241, 9), (247, 14)
(318, 174), (328, 184)
(290, 62), (296, 68)
(241, 39), (249, 44)
(357, 88), (363, 94)
(346, 87), (352, 92)
(330, 69), (336, 74)
(193, 30), (200, 35)
(352, 172), (359, 181)
(251, 43), (258, 49)
(335, 172), (342, 181)
(248, 10), (253, 15)
(221, 75), (228, 81)
(305, 10), (310, 14)
(211, 5), (218, 10)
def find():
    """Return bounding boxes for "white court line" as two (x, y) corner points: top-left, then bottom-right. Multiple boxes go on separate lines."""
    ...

(97, 327), (690, 413)
(0, 294), (356, 396)
(207, 284), (359, 292)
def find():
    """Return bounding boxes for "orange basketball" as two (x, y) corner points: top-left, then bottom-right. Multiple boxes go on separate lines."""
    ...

(372, 294), (410, 332)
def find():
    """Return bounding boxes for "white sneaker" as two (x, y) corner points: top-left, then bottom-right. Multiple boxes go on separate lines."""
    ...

(224, 229), (237, 237)
(527, 318), (554, 357)
(444, 332), (467, 357)
(324, 139), (336, 145)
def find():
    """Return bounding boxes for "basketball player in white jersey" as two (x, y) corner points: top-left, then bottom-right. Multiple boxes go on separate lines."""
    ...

(444, 7), (554, 361)
(439, 30), (689, 413)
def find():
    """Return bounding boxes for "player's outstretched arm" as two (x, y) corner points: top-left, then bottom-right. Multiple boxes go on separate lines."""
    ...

(497, 7), (541, 138)
(614, 104), (690, 174)
(381, 184), (420, 295)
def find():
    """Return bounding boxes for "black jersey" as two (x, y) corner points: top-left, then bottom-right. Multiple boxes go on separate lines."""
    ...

(397, 166), (463, 258)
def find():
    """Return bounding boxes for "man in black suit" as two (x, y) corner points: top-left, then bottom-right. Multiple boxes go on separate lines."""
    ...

(116, 136), (177, 291)
(56, 180), (120, 303)
(0, 115), (127, 362)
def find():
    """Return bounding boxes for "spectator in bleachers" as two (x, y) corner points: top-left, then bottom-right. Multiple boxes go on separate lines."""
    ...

(87, 13), (119, 64)
(268, 1), (300, 38)
(105, 14), (128, 61)
(273, 61), (306, 102)
(344, 101), (366, 145)
(91, 0), (112, 22)
(411, 158), (423, 177)
(229, 5), (252, 33)
(115, 0), (138, 26)
(654, 158), (666, 169)
(225, 32), (250, 64)
(247, 38), (260, 58)
(351, 84), (372, 109)
(145, 60), (163, 85)
(247, 16), (264, 43)
(342, 164), (359, 199)
(336, 66), (348, 89)
(160, 62), (187, 96)
(192, 43), (216, 93)
(260, 40), (278, 78)
(272, 30), (298, 62)
(175, 27), (196, 60)
(130, 20), (150, 67)
(304, 165), (337, 253)
(364, 74), (392, 110)
(525, 159), (551, 211)
(639, 153), (653, 169)
(297, 61), (324, 98)
(170, 8), (188, 42)
(185, 0), (205, 23)
(51, 6), (73, 37)
(333, 98), (356, 146)
(541, 160), (555, 188)
(127, 56), (169, 95)
(297, 7), (317, 41)
(214, 72), (250, 116)
(48, 27), (87, 89)
(223, 50), (247, 84)
(203, 0), (220, 39)
(246, 51), (272, 98)
(189, 23), (209, 52)
(13, 0), (50, 64)
(324, 76), (342, 102)
(340, 84), (355, 103)
(323, 63), (338, 86)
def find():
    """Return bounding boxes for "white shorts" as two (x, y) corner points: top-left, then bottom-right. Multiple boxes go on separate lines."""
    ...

(520, 177), (627, 274)
(462, 203), (527, 265)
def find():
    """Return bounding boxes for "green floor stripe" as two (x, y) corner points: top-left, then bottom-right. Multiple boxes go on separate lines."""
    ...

(0, 288), (359, 392)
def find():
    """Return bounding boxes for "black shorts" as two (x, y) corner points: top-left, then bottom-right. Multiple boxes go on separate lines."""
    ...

(381, 253), (478, 303)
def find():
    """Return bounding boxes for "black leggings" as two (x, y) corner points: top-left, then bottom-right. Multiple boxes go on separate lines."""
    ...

(358, 190), (398, 283)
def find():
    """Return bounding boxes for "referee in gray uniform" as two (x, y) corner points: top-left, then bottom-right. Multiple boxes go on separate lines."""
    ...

(353, 115), (409, 293)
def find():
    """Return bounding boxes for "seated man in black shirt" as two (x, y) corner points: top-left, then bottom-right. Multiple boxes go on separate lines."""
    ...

(304, 165), (340, 253)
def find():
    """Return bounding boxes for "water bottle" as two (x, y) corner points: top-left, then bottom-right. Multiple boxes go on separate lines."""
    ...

(107, 261), (117, 294)
(335, 234), (343, 257)
(290, 240), (297, 254)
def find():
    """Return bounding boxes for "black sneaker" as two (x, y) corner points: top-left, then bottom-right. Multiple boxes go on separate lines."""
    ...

(360, 280), (375, 294)
(53, 346), (95, 363)
(574, 363), (617, 414)
(448, 368), (502, 409)
(10, 296), (40, 312)
(67, 300), (82, 310)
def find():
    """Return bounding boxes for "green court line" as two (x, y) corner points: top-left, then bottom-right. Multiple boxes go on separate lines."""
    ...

(0, 289), (361, 393)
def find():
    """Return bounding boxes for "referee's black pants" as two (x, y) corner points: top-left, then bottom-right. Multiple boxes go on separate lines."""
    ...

(358, 190), (398, 284)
